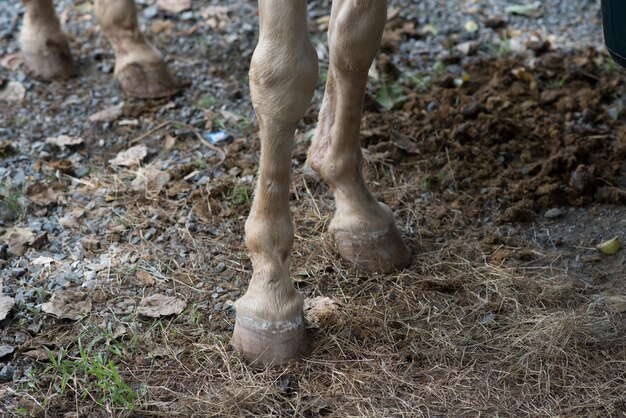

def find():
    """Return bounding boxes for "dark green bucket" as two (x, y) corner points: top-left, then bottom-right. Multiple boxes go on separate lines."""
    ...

(602, 0), (626, 67)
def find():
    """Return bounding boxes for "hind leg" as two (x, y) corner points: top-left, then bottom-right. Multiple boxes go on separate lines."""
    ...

(20, 0), (76, 80)
(95, 0), (177, 98)
(307, 0), (410, 272)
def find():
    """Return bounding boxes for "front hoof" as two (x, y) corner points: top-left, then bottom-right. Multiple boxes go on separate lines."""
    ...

(333, 221), (411, 273)
(21, 39), (76, 80)
(232, 313), (305, 367)
(116, 60), (178, 99)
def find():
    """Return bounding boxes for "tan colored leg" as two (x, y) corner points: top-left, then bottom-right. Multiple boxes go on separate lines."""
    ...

(308, 0), (410, 273)
(232, 0), (318, 367)
(95, 0), (177, 98)
(20, 0), (76, 80)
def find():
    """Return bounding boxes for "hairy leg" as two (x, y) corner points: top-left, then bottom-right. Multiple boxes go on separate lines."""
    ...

(232, 0), (318, 366)
(95, 0), (177, 98)
(20, 0), (76, 80)
(307, 0), (410, 272)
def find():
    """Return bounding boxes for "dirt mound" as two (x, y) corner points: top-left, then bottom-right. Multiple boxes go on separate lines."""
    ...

(364, 48), (626, 223)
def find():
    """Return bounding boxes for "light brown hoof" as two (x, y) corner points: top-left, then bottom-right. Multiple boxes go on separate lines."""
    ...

(232, 312), (305, 367)
(116, 60), (178, 99)
(21, 38), (76, 81)
(333, 220), (411, 273)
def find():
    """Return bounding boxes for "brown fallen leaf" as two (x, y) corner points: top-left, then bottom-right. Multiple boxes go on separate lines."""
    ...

(109, 145), (147, 167)
(26, 182), (59, 206)
(41, 289), (92, 320)
(392, 134), (420, 154)
(131, 167), (171, 195)
(157, 0), (191, 13)
(200, 6), (232, 32)
(81, 238), (100, 251)
(4, 227), (34, 257)
(88, 104), (123, 123)
(0, 295), (15, 321)
(511, 67), (538, 93)
(151, 19), (175, 36)
(135, 270), (156, 286)
(59, 213), (80, 229)
(23, 349), (50, 362)
(164, 134), (177, 150)
(30, 232), (48, 250)
(0, 80), (25, 103)
(136, 294), (186, 318)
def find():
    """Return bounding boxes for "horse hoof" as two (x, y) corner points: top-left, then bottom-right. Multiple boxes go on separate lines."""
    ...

(21, 38), (76, 80)
(232, 312), (305, 367)
(332, 217), (411, 273)
(116, 60), (178, 99)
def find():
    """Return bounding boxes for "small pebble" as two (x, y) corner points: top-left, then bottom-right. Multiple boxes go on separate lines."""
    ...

(0, 345), (14, 358)
(0, 364), (15, 382)
(544, 208), (563, 219)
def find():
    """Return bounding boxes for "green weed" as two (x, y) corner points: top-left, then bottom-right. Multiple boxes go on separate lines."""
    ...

(375, 81), (408, 110)
(42, 333), (137, 410)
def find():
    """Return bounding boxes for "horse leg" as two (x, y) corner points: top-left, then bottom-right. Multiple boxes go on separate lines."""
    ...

(232, 0), (318, 366)
(308, 0), (410, 273)
(95, 0), (177, 98)
(20, 0), (76, 80)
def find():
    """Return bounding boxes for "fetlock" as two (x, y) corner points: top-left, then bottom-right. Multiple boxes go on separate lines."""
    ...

(20, 1), (76, 80)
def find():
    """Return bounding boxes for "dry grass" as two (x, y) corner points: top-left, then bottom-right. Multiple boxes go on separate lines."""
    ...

(112, 247), (624, 417)
(12, 158), (625, 417)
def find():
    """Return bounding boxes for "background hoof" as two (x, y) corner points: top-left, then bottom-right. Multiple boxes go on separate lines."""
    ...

(21, 39), (76, 80)
(116, 61), (178, 99)
(333, 221), (411, 273)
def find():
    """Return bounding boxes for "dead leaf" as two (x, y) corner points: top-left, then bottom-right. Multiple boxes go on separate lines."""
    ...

(109, 145), (147, 167)
(0, 295), (15, 321)
(0, 80), (25, 102)
(42, 289), (92, 320)
(31, 256), (55, 266)
(135, 270), (156, 286)
(304, 297), (343, 328)
(164, 134), (177, 150)
(0, 53), (24, 71)
(151, 19), (175, 36)
(30, 232), (48, 250)
(456, 40), (479, 56)
(136, 294), (186, 318)
(505, 2), (542, 18)
(45, 135), (84, 149)
(511, 67), (538, 93)
(3, 227), (34, 257)
(219, 109), (241, 124)
(200, 6), (231, 32)
(88, 104), (123, 123)
(157, 0), (191, 13)
(59, 213), (80, 229)
(26, 182), (59, 206)
(111, 323), (127, 338)
(23, 349), (49, 362)
(392, 134), (420, 154)
(81, 238), (100, 251)
(131, 167), (171, 194)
